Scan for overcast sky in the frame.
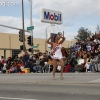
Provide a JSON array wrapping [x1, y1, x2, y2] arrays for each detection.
[[0, 0, 100, 40]]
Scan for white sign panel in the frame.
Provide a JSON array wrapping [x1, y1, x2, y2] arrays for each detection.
[[41, 8, 62, 25]]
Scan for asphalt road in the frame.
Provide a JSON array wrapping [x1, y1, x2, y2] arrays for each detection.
[[0, 73, 100, 100]]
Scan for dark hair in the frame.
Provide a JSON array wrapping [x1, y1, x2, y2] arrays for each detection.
[[53, 35, 57, 42], [1, 56, 4, 58]]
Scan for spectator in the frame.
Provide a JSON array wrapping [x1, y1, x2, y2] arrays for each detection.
[[1, 56, 5, 65], [23, 51, 29, 66], [0, 61, 3, 72]]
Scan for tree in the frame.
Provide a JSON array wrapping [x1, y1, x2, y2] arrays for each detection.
[[96, 25, 100, 34], [75, 27, 92, 41]]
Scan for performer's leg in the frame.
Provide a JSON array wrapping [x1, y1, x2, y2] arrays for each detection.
[[59, 58, 64, 79], [53, 59, 57, 79]]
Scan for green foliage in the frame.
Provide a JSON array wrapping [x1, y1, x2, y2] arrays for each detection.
[[75, 27, 93, 41], [96, 25, 100, 34]]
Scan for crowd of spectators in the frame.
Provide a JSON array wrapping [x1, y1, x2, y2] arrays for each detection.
[[65, 33, 100, 72], [0, 52, 54, 73], [0, 33, 100, 74]]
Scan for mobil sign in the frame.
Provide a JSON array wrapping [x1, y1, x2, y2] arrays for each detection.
[[41, 8, 62, 25]]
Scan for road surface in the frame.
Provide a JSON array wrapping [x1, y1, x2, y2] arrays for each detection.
[[0, 73, 100, 100]]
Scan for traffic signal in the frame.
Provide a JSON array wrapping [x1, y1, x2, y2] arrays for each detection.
[[27, 36, 32, 46], [28, 48, 33, 52], [20, 45, 23, 50], [19, 30, 23, 42]]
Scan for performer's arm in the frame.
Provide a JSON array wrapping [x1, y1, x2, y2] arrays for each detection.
[[46, 36, 53, 45], [59, 36, 66, 44], [59, 33, 66, 44]]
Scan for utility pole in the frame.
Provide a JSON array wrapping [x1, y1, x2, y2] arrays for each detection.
[[22, 0, 26, 51]]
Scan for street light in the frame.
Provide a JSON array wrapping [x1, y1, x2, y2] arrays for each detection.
[[67, 42, 69, 48], [45, 24, 55, 52], [57, 27, 61, 32], [45, 25, 51, 52]]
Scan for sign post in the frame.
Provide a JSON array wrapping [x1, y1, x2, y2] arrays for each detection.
[[40, 8, 63, 52]]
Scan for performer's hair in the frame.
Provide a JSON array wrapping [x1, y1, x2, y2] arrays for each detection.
[[53, 35, 57, 42]]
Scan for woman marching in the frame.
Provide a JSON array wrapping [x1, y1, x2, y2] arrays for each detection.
[[46, 33, 66, 80]]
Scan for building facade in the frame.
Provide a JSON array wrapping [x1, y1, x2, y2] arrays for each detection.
[[0, 33, 77, 58]]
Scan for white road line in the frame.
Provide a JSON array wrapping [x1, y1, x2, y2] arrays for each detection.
[[0, 97, 38, 100], [89, 79, 100, 83]]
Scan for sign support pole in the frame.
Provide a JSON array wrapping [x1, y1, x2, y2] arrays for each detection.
[[22, 0, 26, 52], [30, 0, 33, 54], [50, 24, 55, 50]]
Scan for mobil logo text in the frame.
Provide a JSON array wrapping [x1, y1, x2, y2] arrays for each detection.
[[44, 11, 62, 22], [41, 8, 62, 24]]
